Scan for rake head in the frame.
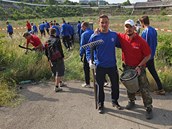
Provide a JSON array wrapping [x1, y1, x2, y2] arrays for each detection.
[[82, 39, 104, 49]]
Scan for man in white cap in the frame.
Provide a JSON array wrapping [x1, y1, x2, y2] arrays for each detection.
[[118, 19, 153, 120]]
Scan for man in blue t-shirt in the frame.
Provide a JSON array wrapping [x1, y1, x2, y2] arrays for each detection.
[[86, 14, 121, 113], [39, 22, 46, 37], [80, 22, 94, 88], [45, 20, 50, 35], [68, 22, 75, 47], [77, 21, 81, 42], [6, 21, 13, 38], [31, 23, 38, 35], [52, 23, 60, 38], [61, 20, 71, 51], [140, 16, 165, 95]]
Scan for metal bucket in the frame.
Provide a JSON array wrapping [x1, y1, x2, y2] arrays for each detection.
[[120, 69, 139, 93]]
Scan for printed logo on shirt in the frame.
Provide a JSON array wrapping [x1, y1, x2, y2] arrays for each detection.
[[133, 46, 139, 49], [111, 38, 114, 42]]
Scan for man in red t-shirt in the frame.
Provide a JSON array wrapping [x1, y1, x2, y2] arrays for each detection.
[[118, 19, 153, 120], [26, 21, 32, 32], [23, 32, 43, 54]]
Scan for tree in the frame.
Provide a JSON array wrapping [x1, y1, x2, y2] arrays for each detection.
[[122, 0, 131, 6]]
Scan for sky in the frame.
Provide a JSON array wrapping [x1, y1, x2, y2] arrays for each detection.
[[71, 0, 147, 4]]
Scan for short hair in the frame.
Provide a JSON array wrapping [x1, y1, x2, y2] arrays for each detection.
[[50, 22, 54, 26], [23, 32, 30, 37], [139, 16, 150, 25], [49, 28, 56, 36], [82, 22, 89, 28], [99, 14, 109, 20]]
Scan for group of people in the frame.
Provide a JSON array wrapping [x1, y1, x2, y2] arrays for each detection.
[[7, 14, 165, 120], [79, 14, 165, 120], [6, 19, 76, 52]]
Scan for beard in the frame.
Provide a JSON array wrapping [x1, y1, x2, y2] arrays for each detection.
[[127, 32, 134, 36]]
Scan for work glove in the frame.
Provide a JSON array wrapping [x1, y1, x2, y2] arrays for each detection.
[[89, 60, 96, 69]]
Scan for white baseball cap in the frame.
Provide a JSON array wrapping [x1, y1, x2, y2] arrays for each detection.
[[124, 19, 135, 27]]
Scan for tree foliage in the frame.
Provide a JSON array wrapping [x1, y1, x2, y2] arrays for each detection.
[[122, 0, 131, 6]]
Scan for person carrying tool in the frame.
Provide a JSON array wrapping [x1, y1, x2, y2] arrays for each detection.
[[86, 14, 122, 114], [23, 32, 44, 54]]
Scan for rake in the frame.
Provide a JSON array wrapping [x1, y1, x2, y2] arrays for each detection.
[[82, 39, 104, 109]]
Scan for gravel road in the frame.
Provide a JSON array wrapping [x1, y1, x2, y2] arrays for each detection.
[[0, 81, 172, 129]]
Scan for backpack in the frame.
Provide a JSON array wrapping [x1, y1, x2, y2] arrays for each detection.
[[46, 37, 62, 61]]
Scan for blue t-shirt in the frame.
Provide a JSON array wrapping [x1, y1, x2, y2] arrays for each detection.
[[39, 23, 45, 31], [80, 28, 94, 57], [52, 25, 60, 37], [77, 23, 81, 34], [45, 22, 50, 29], [7, 24, 13, 33], [32, 25, 38, 33], [86, 30, 120, 68], [141, 26, 157, 59], [61, 23, 70, 36], [68, 24, 74, 35]]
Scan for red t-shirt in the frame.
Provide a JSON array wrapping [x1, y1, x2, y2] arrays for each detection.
[[26, 22, 31, 30], [27, 35, 42, 47], [118, 33, 151, 67]]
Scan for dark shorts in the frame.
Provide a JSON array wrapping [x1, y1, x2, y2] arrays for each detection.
[[28, 29, 31, 32], [9, 32, 13, 35], [40, 30, 45, 35], [51, 59, 65, 77]]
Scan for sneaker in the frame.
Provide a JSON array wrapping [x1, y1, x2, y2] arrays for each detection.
[[112, 102, 122, 110], [145, 107, 153, 120], [154, 89, 165, 95], [104, 82, 109, 87], [126, 101, 135, 110], [54, 86, 62, 92], [98, 105, 104, 114], [60, 81, 67, 87], [81, 83, 91, 88]]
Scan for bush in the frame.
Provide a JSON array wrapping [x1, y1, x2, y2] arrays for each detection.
[[157, 34, 172, 66]]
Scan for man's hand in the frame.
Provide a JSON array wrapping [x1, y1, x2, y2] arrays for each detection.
[[89, 60, 96, 69], [94, 28, 100, 34], [135, 66, 141, 75]]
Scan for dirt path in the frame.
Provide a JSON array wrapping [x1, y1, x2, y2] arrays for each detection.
[[0, 81, 172, 129]]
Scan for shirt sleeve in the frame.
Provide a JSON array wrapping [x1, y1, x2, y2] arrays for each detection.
[[141, 38, 151, 57], [141, 30, 147, 41], [115, 34, 121, 48], [86, 36, 94, 62], [79, 33, 86, 57]]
